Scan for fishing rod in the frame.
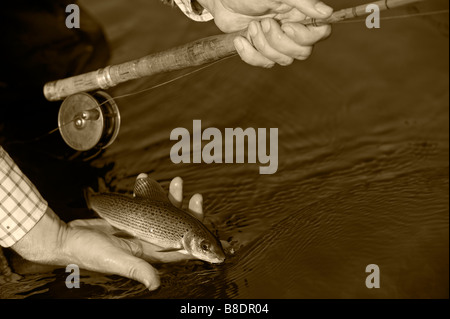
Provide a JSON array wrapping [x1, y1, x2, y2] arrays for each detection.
[[42, 0, 425, 152], [43, 0, 424, 102]]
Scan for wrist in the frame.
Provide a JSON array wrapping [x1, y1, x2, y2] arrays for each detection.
[[12, 207, 70, 265]]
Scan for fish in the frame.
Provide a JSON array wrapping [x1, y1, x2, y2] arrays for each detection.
[[85, 176, 226, 264]]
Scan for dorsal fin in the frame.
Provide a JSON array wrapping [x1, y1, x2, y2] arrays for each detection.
[[133, 175, 169, 202]]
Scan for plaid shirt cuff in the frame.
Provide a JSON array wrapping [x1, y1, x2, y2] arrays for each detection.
[[174, 0, 213, 22], [0, 147, 47, 248]]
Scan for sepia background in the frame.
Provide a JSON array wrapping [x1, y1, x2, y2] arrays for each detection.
[[0, 0, 448, 298]]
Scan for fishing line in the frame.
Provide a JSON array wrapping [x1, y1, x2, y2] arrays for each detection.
[[10, 8, 448, 146], [336, 9, 449, 24], [95, 55, 237, 109]]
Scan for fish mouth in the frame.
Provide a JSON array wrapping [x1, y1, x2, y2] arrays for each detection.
[[210, 252, 226, 264], [198, 252, 225, 264], [212, 257, 226, 264], [192, 254, 225, 264]]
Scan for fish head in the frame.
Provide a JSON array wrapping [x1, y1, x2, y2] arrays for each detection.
[[183, 231, 226, 264]]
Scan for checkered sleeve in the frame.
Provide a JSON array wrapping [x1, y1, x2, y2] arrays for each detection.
[[173, 0, 213, 22], [0, 147, 47, 248]]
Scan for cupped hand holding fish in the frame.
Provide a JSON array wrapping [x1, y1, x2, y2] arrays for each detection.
[[198, 0, 333, 67], [11, 176, 212, 291]]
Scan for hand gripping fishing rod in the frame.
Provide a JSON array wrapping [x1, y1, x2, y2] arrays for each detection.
[[43, 0, 424, 152], [43, 0, 424, 102]]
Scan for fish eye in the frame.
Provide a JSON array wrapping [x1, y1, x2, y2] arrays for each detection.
[[200, 241, 210, 252]]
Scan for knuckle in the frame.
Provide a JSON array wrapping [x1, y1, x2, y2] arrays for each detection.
[[296, 55, 309, 61], [295, 46, 313, 60], [263, 62, 276, 69], [278, 57, 294, 66], [239, 48, 269, 67], [238, 51, 257, 65], [313, 25, 332, 40], [303, 46, 314, 56], [300, 32, 317, 45], [253, 36, 268, 53], [322, 25, 333, 38], [214, 16, 239, 33]]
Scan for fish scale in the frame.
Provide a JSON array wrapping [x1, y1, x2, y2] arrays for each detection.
[[90, 193, 210, 248]]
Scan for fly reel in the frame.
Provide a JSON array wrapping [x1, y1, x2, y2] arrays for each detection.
[[58, 91, 121, 152]]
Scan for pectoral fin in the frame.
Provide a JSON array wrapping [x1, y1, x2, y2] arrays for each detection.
[[156, 247, 185, 253], [113, 230, 137, 240]]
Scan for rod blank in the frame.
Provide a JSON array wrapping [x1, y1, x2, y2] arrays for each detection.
[[44, 31, 245, 101]]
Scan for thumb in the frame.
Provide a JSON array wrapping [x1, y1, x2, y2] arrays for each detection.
[[285, 0, 333, 18]]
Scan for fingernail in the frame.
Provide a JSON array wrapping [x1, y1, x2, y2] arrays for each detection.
[[147, 279, 160, 291], [261, 19, 271, 33], [137, 173, 148, 180], [169, 177, 183, 205], [315, 2, 333, 16], [249, 22, 258, 37], [234, 38, 244, 52], [282, 25, 295, 38], [188, 193, 204, 221]]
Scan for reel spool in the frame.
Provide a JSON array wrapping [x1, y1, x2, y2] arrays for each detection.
[[58, 91, 121, 152]]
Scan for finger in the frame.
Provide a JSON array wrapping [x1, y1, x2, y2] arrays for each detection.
[[140, 240, 197, 263], [101, 242, 160, 290], [113, 254, 161, 291], [68, 219, 117, 235], [284, 0, 333, 19], [112, 236, 144, 257], [169, 176, 183, 208], [281, 23, 332, 46], [276, 8, 308, 24], [248, 21, 294, 66], [188, 193, 204, 221], [137, 173, 149, 180], [67, 229, 160, 291], [260, 19, 313, 60], [92, 250, 160, 291], [234, 36, 275, 68]]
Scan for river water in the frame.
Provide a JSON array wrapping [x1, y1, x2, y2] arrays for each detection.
[[0, 0, 448, 299]]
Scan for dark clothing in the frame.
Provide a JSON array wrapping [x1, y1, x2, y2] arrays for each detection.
[[1, 0, 109, 101], [0, 0, 110, 141], [0, 0, 110, 222]]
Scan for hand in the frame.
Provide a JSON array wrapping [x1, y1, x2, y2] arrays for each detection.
[[11, 176, 205, 291], [197, 0, 333, 67]]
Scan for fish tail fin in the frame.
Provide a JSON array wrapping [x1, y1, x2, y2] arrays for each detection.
[[84, 187, 95, 211]]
